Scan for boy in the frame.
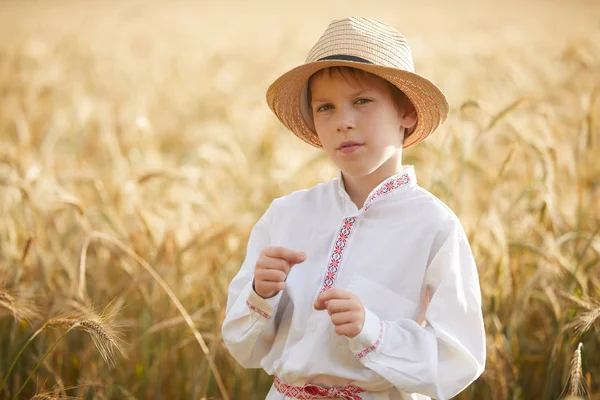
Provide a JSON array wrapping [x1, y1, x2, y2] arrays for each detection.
[[222, 16, 486, 400]]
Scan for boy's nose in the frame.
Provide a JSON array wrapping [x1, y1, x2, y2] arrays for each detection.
[[337, 123, 354, 132], [335, 110, 356, 132]]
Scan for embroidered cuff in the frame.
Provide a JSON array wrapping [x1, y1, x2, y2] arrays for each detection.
[[245, 281, 282, 320], [348, 307, 385, 360]]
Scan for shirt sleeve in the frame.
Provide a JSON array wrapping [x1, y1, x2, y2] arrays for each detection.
[[221, 201, 283, 368], [346, 225, 486, 400]]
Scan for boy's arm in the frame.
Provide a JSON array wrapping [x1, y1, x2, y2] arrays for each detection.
[[347, 225, 486, 400], [221, 202, 283, 368]]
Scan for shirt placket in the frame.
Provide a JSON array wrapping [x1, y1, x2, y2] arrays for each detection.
[[313, 172, 413, 300]]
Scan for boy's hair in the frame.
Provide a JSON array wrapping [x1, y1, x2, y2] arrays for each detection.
[[306, 66, 416, 140]]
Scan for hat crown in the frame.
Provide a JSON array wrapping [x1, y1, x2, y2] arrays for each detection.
[[305, 16, 415, 73]]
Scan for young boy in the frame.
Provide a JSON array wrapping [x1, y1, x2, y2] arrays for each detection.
[[222, 17, 486, 400]]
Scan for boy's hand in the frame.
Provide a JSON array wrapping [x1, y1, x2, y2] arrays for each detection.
[[314, 289, 365, 339], [253, 247, 306, 299]]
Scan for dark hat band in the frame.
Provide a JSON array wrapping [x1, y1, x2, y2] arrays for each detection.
[[317, 55, 374, 64]]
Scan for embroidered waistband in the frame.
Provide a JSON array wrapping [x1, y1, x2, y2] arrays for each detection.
[[274, 376, 365, 400]]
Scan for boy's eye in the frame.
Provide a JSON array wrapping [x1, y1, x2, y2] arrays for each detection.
[[355, 98, 372, 105], [316, 104, 333, 112]]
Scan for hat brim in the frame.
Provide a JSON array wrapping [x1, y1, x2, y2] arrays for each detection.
[[266, 59, 449, 149]]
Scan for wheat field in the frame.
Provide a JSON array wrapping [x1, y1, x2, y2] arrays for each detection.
[[0, 0, 599, 399]]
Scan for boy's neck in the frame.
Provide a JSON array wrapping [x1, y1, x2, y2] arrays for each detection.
[[341, 157, 404, 209]]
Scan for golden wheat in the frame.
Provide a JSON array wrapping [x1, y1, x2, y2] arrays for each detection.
[[30, 392, 75, 400], [562, 292, 600, 336], [43, 304, 127, 368], [566, 343, 588, 399], [0, 0, 598, 398], [0, 288, 39, 323], [30, 395, 54, 400]]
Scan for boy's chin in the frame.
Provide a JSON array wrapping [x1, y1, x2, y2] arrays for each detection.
[[337, 164, 379, 179], [336, 158, 400, 180]]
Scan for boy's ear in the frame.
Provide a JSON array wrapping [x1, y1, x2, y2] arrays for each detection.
[[399, 101, 417, 130]]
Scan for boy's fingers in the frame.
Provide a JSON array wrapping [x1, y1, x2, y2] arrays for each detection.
[[264, 247, 307, 264], [257, 281, 286, 293], [314, 289, 352, 309], [330, 310, 357, 325], [259, 257, 292, 275], [255, 268, 287, 282], [314, 299, 326, 311], [324, 299, 358, 315], [334, 322, 362, 338]]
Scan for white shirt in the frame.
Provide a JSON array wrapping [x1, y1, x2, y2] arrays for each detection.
[[222, 167, 486, 400]]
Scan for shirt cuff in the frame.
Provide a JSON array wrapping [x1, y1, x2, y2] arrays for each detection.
[[245, 281, 282, 320], [348, 307, 385, 361]]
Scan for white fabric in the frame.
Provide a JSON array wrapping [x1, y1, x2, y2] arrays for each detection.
[[222, 166, 486, 400]]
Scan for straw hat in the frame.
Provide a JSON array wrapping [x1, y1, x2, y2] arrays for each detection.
[[266, 16, 449, 149]]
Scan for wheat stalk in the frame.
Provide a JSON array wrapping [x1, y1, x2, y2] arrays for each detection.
[[44, 318, 124, 365], [0, 302, 126, 395], [12, 328, 74, 400], [566, 342, 587, 399], [567, 306, 600, 336], [76, 231, 230, 400], [44, 302, 127, 367], [0, 325, 44, 393], [29, 381, 87, 400], [30, 391, 77, 400], [0, 291, 15, 313], [0, 287, 40, 323], [560, 291, 600, 335], [559, 291, 596, 310], [30, 395, 54, 400]]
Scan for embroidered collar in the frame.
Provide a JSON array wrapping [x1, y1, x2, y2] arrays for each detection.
[[336, 166, 417, 212]]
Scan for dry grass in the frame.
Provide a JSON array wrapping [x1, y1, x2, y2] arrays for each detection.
[[0, 0, 599, 399]]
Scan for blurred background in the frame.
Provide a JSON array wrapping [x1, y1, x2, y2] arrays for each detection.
[[0, 0, 599, 399]]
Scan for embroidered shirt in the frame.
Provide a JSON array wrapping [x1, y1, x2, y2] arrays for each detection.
[[222, 167, 486, 400]]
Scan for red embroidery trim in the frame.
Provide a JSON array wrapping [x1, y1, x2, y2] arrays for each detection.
[[317, 172, 412, 295], [274, 375, 365, 400], [363, 173, 411, 211], [246, 300, 271, 320], [356, 320, 384, 359], [318, 216, 357, 294]]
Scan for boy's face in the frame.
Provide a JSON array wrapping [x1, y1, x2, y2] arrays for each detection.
[[309, 71, 416, 180]]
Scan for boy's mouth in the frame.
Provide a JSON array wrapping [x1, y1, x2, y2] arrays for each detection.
[[337, 141, 364, 154]]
